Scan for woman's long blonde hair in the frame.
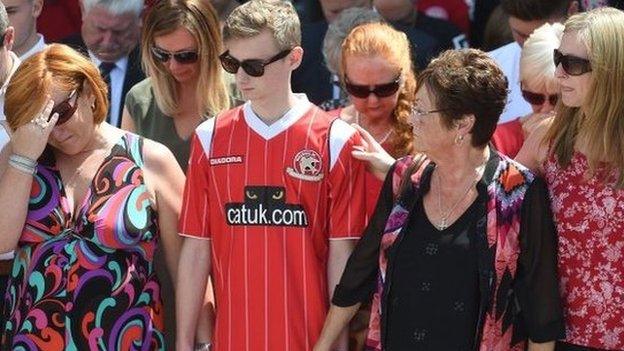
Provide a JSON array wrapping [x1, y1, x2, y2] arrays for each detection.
[[340, 22, 416, 158], [546, 7, 624, 187], [141, 0, 229, 118]]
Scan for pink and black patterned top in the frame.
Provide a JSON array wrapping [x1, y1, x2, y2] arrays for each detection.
[[544, 151, 624, 350]]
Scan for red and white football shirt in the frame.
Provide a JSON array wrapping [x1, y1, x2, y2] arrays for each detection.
[[179, 95, 367, 351]]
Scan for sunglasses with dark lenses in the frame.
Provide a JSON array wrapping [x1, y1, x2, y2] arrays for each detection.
[[344, 76, 401, 99], [521, 89, 558, 106], [48, 89, 80, 125], [219, 49, 291, 77], [553, 49, 592, 76], [151, 46, 199, 64]]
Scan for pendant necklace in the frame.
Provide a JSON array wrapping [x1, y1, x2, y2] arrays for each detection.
[[355, 111, 393, 144], [435, 162, 486, 231]]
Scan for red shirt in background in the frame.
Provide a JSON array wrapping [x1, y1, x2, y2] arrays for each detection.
[[415, 0, 470, 35], [38, 0, 82, 42], [491, 118, 524, 158]]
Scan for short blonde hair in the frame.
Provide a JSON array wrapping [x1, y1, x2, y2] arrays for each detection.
[[141, 0, 229, 117], [5, 44, 108, 130], [222, 0, 301, 50], [520, 22, 564, 93]]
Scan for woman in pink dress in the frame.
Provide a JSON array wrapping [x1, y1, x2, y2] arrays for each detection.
[[517, 7, 624, 351]]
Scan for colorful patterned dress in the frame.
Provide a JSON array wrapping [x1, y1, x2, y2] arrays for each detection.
[[1, 133, 165, 351]]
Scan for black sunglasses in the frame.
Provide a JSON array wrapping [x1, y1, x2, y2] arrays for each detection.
[[219, 49, 291, 77], [521, 89, 558, 106], [553, 49, 592, 76], [343, 75, 401, 99], [48, 89, 80, 125], [151, 46, 199, 64]]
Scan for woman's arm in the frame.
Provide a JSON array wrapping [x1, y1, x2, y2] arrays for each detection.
[[314, 304, 362, 351], [120, 107, 137, 133], [515, 117, 553, 175], [0, 100, 58, 253], [142, 140, 184, 284], [315, 164, 397, 349], [515, 177, 565, 345]]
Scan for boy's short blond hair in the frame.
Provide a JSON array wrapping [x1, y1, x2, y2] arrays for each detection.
[[223, 0, 301, 50]]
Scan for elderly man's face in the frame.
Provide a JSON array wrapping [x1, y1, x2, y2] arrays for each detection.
[[81, 5, 141, 62], [319, 0, 371, 23]]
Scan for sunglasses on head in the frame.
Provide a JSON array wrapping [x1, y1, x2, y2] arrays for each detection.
[[151, 46, 199, 64], [553, 49, 592, 76], [343, 75, 401, 99], [521, 88, 558, 106], [48, 89, 80, 125], [219, 49, 291, 77]]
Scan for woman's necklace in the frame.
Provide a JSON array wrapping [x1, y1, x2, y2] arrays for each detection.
[[435, 162, 487, 231], [355, 111, 393, 144]]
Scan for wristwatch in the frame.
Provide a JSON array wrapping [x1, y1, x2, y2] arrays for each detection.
[[195, 342, 212, 351]]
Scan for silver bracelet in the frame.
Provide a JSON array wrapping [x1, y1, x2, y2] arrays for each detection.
[[8, 158, 36, 175], [194, 342, 212, 351], [9, 154, 37, 168]]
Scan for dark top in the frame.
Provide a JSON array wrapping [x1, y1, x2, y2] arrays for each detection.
[[124, 78, 192, 171], [333, 152, 564, 347], [412, 12, 469, 50], [387, 196, 480, 350]]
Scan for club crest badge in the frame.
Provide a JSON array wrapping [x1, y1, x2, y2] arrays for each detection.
[[286, 149, 324, 181]]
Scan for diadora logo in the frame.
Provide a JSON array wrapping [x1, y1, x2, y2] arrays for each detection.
[[225, 186, 309, 227], [210, 155, 244, 166], [286, 149, 324, 181]]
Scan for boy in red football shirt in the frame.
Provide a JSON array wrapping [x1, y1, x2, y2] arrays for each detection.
[[175, 1, 367, 350]]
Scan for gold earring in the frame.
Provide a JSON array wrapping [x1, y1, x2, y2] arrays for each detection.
[[454, 134, 464, 145]]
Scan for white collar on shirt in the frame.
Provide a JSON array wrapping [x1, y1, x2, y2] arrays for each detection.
[[19, 34, 47, 61], [243, 93, 313, 140]]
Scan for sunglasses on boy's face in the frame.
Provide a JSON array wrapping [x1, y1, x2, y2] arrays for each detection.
[[343, 75, 401, 99], [48, 89, 80, 126], [553, 49, 592, 76], [151, 46, 199, 64], [219, 49, 291, 77]]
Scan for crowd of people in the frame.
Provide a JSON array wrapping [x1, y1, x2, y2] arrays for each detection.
[[0, 0, 623, 351]]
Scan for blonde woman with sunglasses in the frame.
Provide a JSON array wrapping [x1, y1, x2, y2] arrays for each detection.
[[517, 7, 624, 350], [121, 0, 230, 172]]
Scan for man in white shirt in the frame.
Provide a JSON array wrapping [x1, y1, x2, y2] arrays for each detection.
[[63, 0, 145, 127], [489, 0, 578, 123], [2, 0, 46, 60]]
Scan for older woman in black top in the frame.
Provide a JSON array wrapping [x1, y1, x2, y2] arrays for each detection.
[[314, 49, 564, 351]]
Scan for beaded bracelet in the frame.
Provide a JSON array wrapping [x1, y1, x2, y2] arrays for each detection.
[[8, 158, 36, 175], [9, 154, 37, 168]]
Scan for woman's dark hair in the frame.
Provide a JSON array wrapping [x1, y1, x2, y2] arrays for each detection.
[[417, 49, 508, 147]]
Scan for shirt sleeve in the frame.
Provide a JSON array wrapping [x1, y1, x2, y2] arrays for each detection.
[[514, 177, 566, 342], [327, 127, 368, 240], [178, 134, 211, 240], [332, 163, 396, 307]]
